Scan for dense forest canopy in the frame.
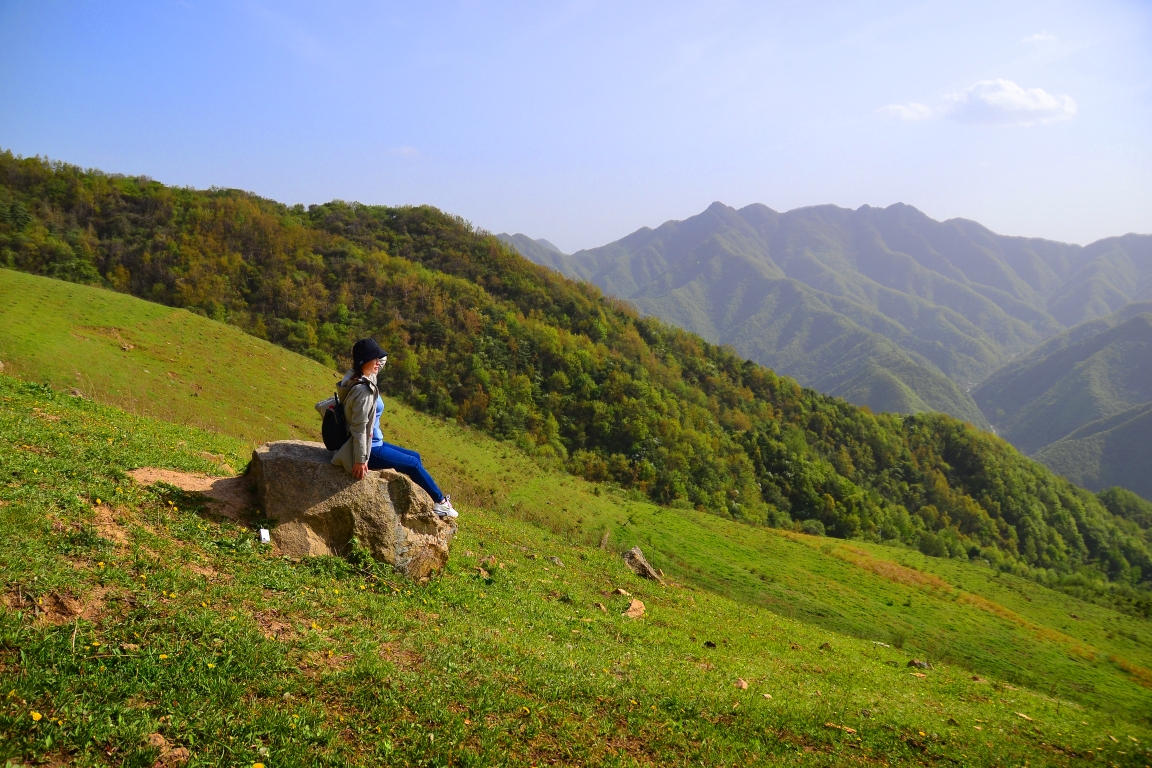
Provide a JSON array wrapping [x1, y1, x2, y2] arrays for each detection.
[[2, 151, 1149, 593]]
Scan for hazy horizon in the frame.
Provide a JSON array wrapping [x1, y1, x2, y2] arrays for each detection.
[[502, 198, 1152, 256], [2, 1, 1149, 253]]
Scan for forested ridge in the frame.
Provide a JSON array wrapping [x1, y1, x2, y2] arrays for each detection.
[[2, 151, 1150, 596]]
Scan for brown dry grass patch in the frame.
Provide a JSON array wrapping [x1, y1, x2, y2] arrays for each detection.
[[832, 545, 953, 592], [300, 649, 355, 675], [826, 543, 1099, 660], [957, 592, 1097, 659], [1109, 654, 1152, 689], [378, 642, 423, 670]]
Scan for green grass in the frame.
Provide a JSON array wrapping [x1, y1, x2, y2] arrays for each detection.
[[0, 267, 343, 444], [3, 269, 1152, 764], [3, 375, 1151, 767]]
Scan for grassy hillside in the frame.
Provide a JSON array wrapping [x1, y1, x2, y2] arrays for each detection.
[[0, 269, 339, 445], [504, 205, 1152, 440], [973, 303, 1152, 498], [974, 308, 1152, 454], [2, 270, 1152, 748], [1037, 402, 1152, 499], [4, 156, 1151, 590], [3, 377, 1152, 766]]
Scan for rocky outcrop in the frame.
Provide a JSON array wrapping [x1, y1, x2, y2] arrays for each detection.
[[622, 546, 665, 584], [250, 440, 456, 579]]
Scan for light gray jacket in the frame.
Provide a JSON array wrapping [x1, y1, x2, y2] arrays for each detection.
[[328, 369, 380, 472]]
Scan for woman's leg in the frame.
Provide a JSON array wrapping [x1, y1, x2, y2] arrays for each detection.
[[367, 442, 445, 503], [386, 444, 422, 460]]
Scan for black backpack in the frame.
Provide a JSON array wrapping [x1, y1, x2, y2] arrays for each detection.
[[321, 379, 373, 451]]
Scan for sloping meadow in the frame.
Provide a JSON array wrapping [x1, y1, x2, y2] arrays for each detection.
[[2, 153, 1151, 592], [2, 375, 1151, 766]]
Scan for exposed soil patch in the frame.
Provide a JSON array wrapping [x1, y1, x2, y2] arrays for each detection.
[[93, 504, 132, 546], [187, 562, 231, 581], [378, 642, 423, 670], [127, 468, 254, 519], [253, 609, 295, 640], [7, 587, 111, 625], [143, 731, 190, 766]]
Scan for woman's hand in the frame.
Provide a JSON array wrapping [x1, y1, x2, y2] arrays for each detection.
[[352, 462, 368, 480]]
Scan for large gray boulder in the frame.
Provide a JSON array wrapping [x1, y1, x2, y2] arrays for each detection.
[[250, 440, 456, 579]]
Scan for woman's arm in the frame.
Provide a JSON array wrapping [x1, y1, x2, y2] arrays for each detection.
[[344, 383, 375, 474]]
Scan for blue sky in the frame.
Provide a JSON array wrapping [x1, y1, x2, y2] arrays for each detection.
[[1, 1, 1149, 252]]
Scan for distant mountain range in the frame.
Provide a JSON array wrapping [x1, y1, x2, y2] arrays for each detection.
[[499, 202, 1152, 496]]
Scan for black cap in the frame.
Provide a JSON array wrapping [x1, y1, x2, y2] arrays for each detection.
[[352, 338, 388, 369]]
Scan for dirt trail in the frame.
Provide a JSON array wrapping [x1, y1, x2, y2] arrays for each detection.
[[126, 468, 254, 519]]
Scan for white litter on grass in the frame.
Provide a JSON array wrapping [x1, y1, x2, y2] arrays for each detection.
[[872, 641, 891, 648], [259, 528, 271, 544]]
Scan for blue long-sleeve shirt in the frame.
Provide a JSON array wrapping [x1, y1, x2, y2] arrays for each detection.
[[372, 396, 384, 447]]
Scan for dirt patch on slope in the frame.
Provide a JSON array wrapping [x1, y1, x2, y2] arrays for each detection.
[[252, 609, 296, 640], [5, 588, 110, 625], [127, 468, 254, 519], [93, 504, 132, 546], [378, 642, 423, 670]]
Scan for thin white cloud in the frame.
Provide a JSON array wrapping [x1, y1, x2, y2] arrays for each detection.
[[388, 146, 421, 159], [943, 79, 1076, 125], [1023, 32, 1057, 44], [878, 102, 935, 121], [881, 79, 1076, 126]]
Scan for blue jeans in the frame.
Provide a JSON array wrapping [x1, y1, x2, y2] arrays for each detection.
[[367, 442, 444, 503]]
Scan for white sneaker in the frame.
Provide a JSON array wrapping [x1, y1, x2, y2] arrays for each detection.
[[433, 495, 459, 518]]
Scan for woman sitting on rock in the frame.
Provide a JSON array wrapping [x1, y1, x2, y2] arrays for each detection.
[[332, 338, 458, 519]]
